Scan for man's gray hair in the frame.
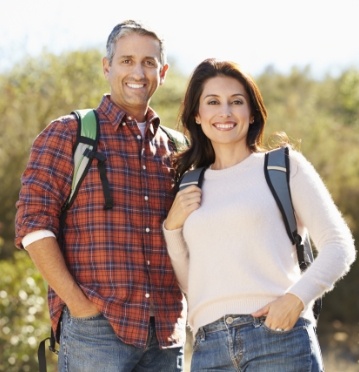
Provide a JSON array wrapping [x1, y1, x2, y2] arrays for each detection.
[[106, 20, 166, 66]]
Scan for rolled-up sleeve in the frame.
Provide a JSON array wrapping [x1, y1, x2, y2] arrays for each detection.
[[15, 118, 75, 248]]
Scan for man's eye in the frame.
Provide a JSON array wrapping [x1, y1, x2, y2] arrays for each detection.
[[148, 61, 156, 67]]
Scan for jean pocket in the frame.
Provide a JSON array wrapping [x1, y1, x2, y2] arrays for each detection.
[[69, 311, 102, 320], [261, 317, 308, 335]]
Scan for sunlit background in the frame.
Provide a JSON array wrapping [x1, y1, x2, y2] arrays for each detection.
[[1, 0, 358, 371], [1, 0, 359, 77]]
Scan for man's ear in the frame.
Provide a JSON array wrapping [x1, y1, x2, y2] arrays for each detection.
[[159, 64, 169, 85], [102, 57, 110, 77]]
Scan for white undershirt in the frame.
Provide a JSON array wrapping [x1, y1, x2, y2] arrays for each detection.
[[137, 122, 146, 136]]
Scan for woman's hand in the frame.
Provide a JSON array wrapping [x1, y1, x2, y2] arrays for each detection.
[[251, 293, 304, 331], [164, 185, 202, 230]]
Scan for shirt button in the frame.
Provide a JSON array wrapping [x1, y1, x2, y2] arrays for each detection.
[[122, 122, 126, 126], [147, 260, 150, 265], [142, 165, 146, 170], [145, 227, 150, 233], [137, 135, 142, 140], [144, 196, 149, 201], [226, 316, 234, 324], [145, 293, 150, 298]]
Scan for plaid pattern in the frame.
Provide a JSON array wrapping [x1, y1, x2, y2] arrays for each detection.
[[15, 95, 186, 348]]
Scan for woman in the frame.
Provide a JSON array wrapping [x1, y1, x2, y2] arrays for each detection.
[[163, 58, 356, 371]]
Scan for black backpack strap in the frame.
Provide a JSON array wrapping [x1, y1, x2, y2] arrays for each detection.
[[179, 167, 207, 191], [38, 328, 58, 372], [82, 147, 113, 210], [264, 146, 322, 320], [38, 336, 50, 372]]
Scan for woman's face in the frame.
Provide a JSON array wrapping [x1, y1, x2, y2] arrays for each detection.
[[195, 75, 254, 150]]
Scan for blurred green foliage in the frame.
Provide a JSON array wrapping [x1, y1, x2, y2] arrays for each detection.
[[0, 50, 358, 371], [0, 252, 57, 371]]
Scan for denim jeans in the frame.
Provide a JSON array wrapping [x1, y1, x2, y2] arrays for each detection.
[[191, 314, 323, 372], [58, 307, 183, 372]]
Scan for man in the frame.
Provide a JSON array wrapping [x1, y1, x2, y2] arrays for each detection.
[[15, 20, 186, 371]]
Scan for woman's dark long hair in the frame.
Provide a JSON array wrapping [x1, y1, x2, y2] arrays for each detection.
[[173, 58, 268, 181]]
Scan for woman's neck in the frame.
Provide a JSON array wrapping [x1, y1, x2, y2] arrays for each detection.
[[211, 147, 252, 170]]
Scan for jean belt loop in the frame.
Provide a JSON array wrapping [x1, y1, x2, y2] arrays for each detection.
[[197, 327, 206, 341], [253, 316, 263, 328]]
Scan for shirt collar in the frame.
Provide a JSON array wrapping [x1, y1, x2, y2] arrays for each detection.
[[97, 94, 161, 134]]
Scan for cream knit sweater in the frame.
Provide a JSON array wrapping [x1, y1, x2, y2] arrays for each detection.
[[163, 150, 356, 336]]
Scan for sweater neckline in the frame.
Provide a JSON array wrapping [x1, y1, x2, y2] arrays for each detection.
[[206, 152, 260, 176]]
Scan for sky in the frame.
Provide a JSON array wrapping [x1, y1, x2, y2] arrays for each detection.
[[1, 0, 359, 78]]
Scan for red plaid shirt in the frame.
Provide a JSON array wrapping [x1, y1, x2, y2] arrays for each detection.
[[15, 95, 186, 348]]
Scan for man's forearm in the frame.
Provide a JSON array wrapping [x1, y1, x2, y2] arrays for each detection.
[[26, 237, 96, 315]]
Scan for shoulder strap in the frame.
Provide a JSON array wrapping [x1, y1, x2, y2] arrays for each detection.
[[62, 109, 98, 210], [264, 147, 297, 244], [38, 328, 58, 372], [67, 109, 98, 208], [264, 146, 312, 267], [264, 146, 322, 319], [178, 167, 206, 191], [159, 125, 189, 151], [63, 109, 113, 211]]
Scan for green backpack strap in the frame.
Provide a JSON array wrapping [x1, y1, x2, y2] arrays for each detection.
[[160, 125, 189, 152], [63, 109, 113, 211], [69, 109, 97, 206]]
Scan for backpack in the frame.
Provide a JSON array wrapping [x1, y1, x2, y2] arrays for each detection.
[[37, 108, 188, 372], [179, 146, 322, 320]]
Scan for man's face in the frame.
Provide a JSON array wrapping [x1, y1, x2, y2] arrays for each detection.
[[103, 33, 168, 118]]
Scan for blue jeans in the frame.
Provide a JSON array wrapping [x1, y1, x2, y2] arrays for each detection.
[[191, 314, 323, 372], [58, 307, 183, 372]]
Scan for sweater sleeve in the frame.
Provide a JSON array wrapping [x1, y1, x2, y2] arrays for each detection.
[[286, 150, 356, 305], [162, 223, 189, 294]]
